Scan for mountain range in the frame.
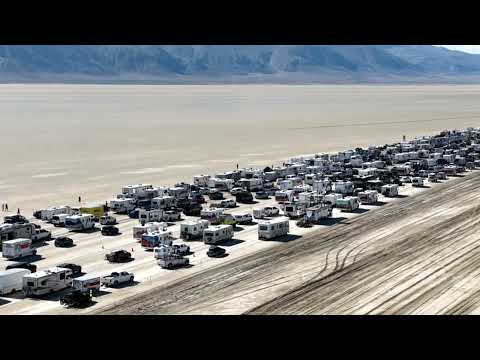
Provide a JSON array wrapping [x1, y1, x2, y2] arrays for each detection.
[[1, 45, 480, 83]]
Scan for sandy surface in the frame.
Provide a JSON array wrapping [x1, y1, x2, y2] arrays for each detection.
[[2, 84, 480, 216], [97, 171, 480, 315]]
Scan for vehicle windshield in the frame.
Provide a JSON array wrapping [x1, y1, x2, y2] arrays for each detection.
[[259, 225, 268, 231], [143, 234, 158, 241], [65, 218, 81, 225]]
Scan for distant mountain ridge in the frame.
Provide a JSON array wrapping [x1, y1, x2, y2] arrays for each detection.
[[1, 45, 480, 83]]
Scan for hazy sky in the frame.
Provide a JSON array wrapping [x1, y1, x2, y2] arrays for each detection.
[[436, 45, 480, 54]]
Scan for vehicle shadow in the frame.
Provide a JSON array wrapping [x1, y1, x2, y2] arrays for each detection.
[[413, 185, 431, 189], [18, 254, 44, 263], [54, 243, 77, 248], [221, 239, 245, 247], [109, 280, 140, 289], [233, 226, 245, 232], [93, 290, 111, 298], [269, 234, 302, 243], [395, 194, 409, 198], [81, 227, 101, 234], [0, 298, 11, 306], [32, 242, 49, 248], [102, 233, 122, 237], [107, 257, 135, 264], [319, 217, 348, 226], [351, 208, 369, 214], [208, 253, 229, 259], [371, 201, 388, 206]]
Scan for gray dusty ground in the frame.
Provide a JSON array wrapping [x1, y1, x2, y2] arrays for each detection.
[[99, 171, 480, 315]]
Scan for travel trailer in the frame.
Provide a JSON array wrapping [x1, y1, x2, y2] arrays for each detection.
[[138, 209, 163, 223], [23, 267, 73, 297], [282, 202, 307, 219], [358, 190, 379, 205], [0, 268, 32, 295], [324, 193, 343, 206], [203, 225, 234, 245], [305, 204, 332, 223], [381, 184, 399, 197], [151, 196, 176, 210], [2, 238, 37, 259], [258, 217, 290, 240], [180, 219, 210, 240], [132, 222, 167, 240], [336, 196, 360, 212], [312, 179, 332, 194], [65, 214, 96, 231], [141, 230, 174, 249], [109, 198, 136, 214]]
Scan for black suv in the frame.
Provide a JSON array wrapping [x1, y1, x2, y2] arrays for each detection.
[[57, 263, 82, 276], [101, 225, 120, 236], [207, 245, 226, 258], [4, 215, 29, 224], [105, 250, 132, 263], [5, 262, 37, 273], [54, 237, 74, 247]]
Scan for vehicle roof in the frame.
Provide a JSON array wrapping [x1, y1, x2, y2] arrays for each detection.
[[24, 267, 70, 278], [2, 238, 31, 245], [259, 217, 289, 225], [74, 274, 101, 281], [0, 268, 31, 276]]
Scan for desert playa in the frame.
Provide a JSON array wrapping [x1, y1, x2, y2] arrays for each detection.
[[1, 84, 480, 214]]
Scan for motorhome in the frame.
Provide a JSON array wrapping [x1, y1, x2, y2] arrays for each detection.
[[275, 190, 295, 203], [253, 206, 280, 219], [282, 202, 307, 219], [193, 175, 211, 187], [200, 208, 224, 225], [333, 181, 354, 195], [132, 222, 167, 240], [277, 179, 295, 191], [0, 269, 32, 295], [258, 217, 290, 240], [381, 184, 399, 197], [108, 198, 136, 214], [312, 179, 332, 194], [122, 184, 153, 199], [141, 230, 174, 249], [180, 219, 210, 240], [298, 191, 322, 207], [2, 238, 36, 259], [305, 204, 332, 223], [162, 209, 182, 222], [324, 193, 343, 207], [358, 190, 379, 205], [203, 225, 234, 245], [336, 196, 360, 212], [23, 267, 73, 297], [232, 213, 252, 224], [65, 214, 96, 231], [208, 177, 234, 191], [151, 196, 176, 210], [138, 209, 163, 223], [168, 187, 189, 200], [237, 178, 263, 192], [157, 254, 189, 269]]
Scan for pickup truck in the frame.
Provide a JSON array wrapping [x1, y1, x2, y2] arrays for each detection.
[[102, 271, 134, 287], [31, 229, 52, 243], [100, 215, 117, 225]]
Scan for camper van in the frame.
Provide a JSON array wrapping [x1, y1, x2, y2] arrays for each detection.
[[180, 219, 210, 240], [203, 225, 234, 245], [381, 184, 399, 197], [0, 269, 32, 295], [2, 238, 37, 259], [23, 267, 73, 297], [258, 217, 290, 240], [336, 196, 360, 212], [50, 213, 71, 227], [358, 190, 379, 205], [65, 214, 96, 231], [305, 204, 332, 223], [132, 222, 167, 240], [109, 198, 136, 214], [151, 196, 176, 210], [141, 230, 174, 249], [138, 209, 163, 223]]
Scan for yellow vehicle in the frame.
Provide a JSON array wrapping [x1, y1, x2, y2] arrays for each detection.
[[79, 203, 105, 219]]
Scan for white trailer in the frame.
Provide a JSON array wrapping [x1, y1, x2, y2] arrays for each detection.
[[41, 206, 78, 222], [200, 208, 224, 224], [180, 219, 210, 240], [258, 217, 290, 240], [132, 222, 167, 240], [109, 198, 136, 214], [122, 184, 153, 198], [203, 225, 234, 245], [305, 204, 332, 223], [138, 209, 163, 223], [23, 267, 73, 297], [283, 202, 307, 219], [65, 214, 96, 231], [151, 196, 176, 210], [381, 184, 399, 197], [312, 180, 332, 194], [2, 238, 37, 259], [233, 213, 252, 224], [0, 269, 31, 295], [275, 190, 294, 203], [208, 177, 234, 191], [253, 206, 280, 219], [336, 196, 360, 212], [141, 230, 174, 249], [324, 193, 343, 206], [72, 274, 102, 293], [334, 181, 354, 195], [193, 174, 211, 187], [358, 190, 379, 205]]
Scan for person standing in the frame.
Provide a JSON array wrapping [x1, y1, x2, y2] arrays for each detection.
[[5, 203, 8, 212], [17, 208, 20, 215], [78, 196, 82, 203], [1, 204, 4, 212]]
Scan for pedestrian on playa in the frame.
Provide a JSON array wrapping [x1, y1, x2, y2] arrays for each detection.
[[17, 208, 20, 215], [5, 203, 8, 212], [1, 204, 4, 212], [78, 196, 81, 203]]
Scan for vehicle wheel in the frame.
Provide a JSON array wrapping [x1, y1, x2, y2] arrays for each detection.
[[32, 250, 37, 256], [167, 263, 173, 269], [113, 280, 118, 286]]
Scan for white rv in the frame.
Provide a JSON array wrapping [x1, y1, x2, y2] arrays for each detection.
[[180, 219, 210, 240], [203, 225, 234, 245], [282, 202, 307, 219], [336, 196, 360, 212], [109, 198, 136, 214], [122, 184, 153, 198], [253, 206, 280, 219], [200, 208, 224, 224], [41, 206, 78, 222], [275, 190, 295, 203], [208, 177, 234, 191], [50, 213, 71, 227], [2, 238, 37, 259], [138, 209, 163, 223], [237, 178, 263, 192], [23, 267, 73, 297], [0, 223, 36, 244], [151, 196, 176, 210], [132, 222, 167, 240], [0, 269, 31, 295], [141, 230, 174, 249], [381, 184, 399, 197], [233, 213, 252, 224], [65, 214, 96, 231], [358, 190, 379, 205], [305, 204, 332, 223], [333, 181, 354, 195], [157, 254, 189, 269], [258, 217, 289, 240], [168, 187, 189, 200], [193, 174, 211, 187], [324, 193, 343, 206]]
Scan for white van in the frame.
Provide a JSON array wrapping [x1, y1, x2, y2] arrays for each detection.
[[0, 268, 31, 295]]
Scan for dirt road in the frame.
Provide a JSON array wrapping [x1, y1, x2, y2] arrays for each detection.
[[99, 171, 480, 315]]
